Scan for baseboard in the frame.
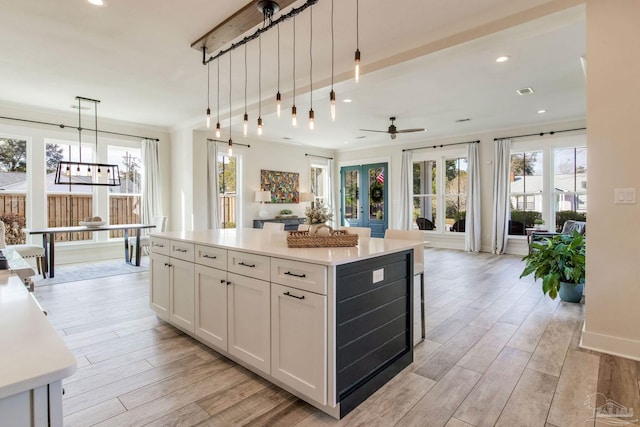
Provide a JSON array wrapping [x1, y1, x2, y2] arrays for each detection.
[[580, 324, 640, 362]]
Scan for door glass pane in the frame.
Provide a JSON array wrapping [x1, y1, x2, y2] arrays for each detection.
[[344, 170, 359, 220], [369, 167, 384, 221]]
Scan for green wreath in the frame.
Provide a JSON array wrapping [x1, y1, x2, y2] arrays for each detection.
[[370, 186, 383, 203]]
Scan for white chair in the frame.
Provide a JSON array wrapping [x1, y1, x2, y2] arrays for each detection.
[[129, 216, 167, 264], [263, 222, 285, 232], [384, 229, 425, 341], [0, 221, 46, 278], [341, 226, 371, 238]]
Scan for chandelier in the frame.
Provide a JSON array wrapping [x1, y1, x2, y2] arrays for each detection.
[[54, 96, 121, 187]]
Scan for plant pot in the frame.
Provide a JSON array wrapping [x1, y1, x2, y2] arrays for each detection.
[[559, 281, 584, 303]]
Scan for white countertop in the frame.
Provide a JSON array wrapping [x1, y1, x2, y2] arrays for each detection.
[[152, 228, 421, 266], [0, 275, 77, 400]]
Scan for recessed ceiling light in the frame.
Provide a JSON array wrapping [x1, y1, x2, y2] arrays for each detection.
[[342, 99, 353, 103], [537, 109, 547, 114], [87, 0, 105, 6], [496, 56, 510, 63], [343, 141, 349, 144], [517, 87, 535, 95]]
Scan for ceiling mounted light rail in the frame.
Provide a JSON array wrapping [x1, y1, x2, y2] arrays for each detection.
[[54, 96, 121, 187]]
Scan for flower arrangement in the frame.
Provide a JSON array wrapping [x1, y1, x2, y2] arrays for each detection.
[[305, 201, 334, 224]]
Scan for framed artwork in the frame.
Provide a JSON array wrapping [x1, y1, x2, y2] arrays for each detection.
[[260, 169, 299, 203]]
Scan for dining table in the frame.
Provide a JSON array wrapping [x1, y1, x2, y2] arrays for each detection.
[[25, 223, 155, 278]]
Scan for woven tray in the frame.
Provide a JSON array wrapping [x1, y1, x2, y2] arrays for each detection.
[[287, 225, 358, 248]]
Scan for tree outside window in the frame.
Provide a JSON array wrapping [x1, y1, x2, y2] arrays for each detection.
[[218, 155, 237, 228], [0, 138, 28, 243]]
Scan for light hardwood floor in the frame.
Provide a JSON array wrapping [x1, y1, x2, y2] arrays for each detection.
[[33, 249, 640, 427]]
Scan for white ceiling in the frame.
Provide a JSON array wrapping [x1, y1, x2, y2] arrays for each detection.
[[0, 0, 586, 150]]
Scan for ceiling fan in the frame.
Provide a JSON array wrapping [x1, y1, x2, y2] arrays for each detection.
[[360, 117, 426, 140]]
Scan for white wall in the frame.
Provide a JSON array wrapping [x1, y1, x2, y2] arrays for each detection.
[[0, 102, 172, 264], [581, 0, 640, 360]]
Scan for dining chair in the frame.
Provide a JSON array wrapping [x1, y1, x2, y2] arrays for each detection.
[[129, 216, 167, 264], [0, 221, 46, 278], [384, 228, 426, 342], [263, 222, 285, 232], [341, 226, 371, 238]]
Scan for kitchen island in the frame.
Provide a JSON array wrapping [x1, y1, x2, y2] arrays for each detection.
[[0, 275, 77, 426], [149, 228, 420, 419]]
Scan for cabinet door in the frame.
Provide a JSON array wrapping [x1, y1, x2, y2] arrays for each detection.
[[227, 272, 270, 374], [195, 264, 227, 351], [169, 257, 195, 333], [150, 252, 170, 320], [271, 283, 327, 405]]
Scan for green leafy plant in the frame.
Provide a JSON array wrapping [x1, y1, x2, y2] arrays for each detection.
[[280, 209, 293, 215], [520, 232, 585, 300], [534, 218, 545, 225]]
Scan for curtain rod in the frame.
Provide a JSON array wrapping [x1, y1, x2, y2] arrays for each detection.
[[494, 127, 586, 141], [0, 115, 160, 141], [207, 138, 250, 148], [305, 153, 333, 160], [403, 140, 479, 152]]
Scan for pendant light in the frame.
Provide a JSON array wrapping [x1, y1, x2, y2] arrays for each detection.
[[206, 62, 211, 128], [354, 0, 361, 83], [308, 5, 314, 130], [330, 0, 336, 121], [257, 33, 263, 136], [228, 52, 233, 156], [243, 44, 248, 137], [276, 23, 281, 118], [291, 15, 297, 127], [216, 58, 221, 138]]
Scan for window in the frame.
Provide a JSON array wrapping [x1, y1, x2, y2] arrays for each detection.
[[509, 151, 543, 235], [554, 147, 587, 231], [108, 146, 142, 238], [218, 154, 237, 228], [412, 151, 467, 232], [0, 137, 28, 243], [310, 164, 329, 205], [46, 141, 95, 242]]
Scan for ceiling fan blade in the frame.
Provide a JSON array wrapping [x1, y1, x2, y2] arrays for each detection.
[[359, 129, 390, 133], [395, 128, 426, 133]]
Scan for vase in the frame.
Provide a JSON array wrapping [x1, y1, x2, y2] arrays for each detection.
[[559, 281, 584, 303]]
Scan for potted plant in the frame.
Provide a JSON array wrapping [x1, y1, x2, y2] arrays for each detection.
[[533, 218, 545, 230], [520, 231, 585, 302]]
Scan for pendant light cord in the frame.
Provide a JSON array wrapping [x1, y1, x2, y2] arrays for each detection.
[[258, 35, 262, 116], [309, 6, 313, 109], [244, 44, 247, 114], [207, 62, 210, 110], [78, 97, 82, 163], [292, 15, 296, 103], [217, 58, 220, 122], [356, 0, 359, 49], [277, 24, 280, 93], [331, 0, 334, 89], [229, 53, 232, 138]]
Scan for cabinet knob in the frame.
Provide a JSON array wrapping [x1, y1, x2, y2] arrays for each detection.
[[227, 281, 231, 286], [220, 279, 226, 284]]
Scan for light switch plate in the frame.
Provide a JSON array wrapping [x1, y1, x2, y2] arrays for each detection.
[[614, 188, 636, 205], [372, 268, 384, 283]]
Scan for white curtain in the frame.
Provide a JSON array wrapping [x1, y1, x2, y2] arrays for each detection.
[[465, 143, 481, 252], [399, 150, 413, 230], [141, 139, 162, 234], [207, 140, 221, 229], [326, 158, 336, 228], [491, 139, 512, 254]]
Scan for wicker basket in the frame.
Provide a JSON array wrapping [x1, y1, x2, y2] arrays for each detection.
[[287, 224, 358, 248]]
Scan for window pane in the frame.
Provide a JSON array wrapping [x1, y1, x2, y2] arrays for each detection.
[[46, 142, 95, 242], [553, 146, 587, 231], [344, 170, 359, 220], [413, 196, 436, 229], [0, 138, 28, 243], [509, 151, 543, 234], [108, 146, 142, 238], [218, 155, 237, 228], [413, 160, 436, 195]]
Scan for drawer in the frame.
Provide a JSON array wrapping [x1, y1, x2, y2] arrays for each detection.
[[170, 241, 195, 262], [149, 237, 170, 255], [195, 245, 227, 270], [271, 258, 327, 295], [228, 250, 270, 280]]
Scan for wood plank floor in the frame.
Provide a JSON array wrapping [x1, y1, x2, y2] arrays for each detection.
[[33, 249, 640, 427]]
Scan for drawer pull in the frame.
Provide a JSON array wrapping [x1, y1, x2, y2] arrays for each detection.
[[164, 263, 172, 267], [203, 254, 217, 259], [284, 271, 306, 278], [284, 291, 305, 300], [154, 243, 164, 248], [220, 279, 226, 284], [238, 261, 256, 268], [227, 281, 232, 286], [175, 248, 188, 253]]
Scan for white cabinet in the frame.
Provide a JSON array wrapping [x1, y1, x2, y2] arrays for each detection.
[[227, 272, 271, 375], [194, 264, 228, 352], [150, 252, 170, 321], [271, 282, 327, 405], [169, 257, 195, 333], [150, 250, 195, 332]]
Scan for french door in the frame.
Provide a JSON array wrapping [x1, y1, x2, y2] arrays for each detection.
[[340, 163, 388, 238]]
